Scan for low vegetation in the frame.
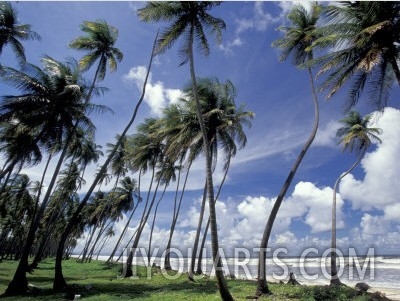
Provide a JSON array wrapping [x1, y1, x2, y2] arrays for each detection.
[[0, 259, 391, 300]]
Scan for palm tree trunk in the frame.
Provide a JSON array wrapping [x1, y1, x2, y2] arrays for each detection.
[[124, 165, 164, 277], [52, 31, 158, 291], [88, 219, 113, 262], [147, 185, 167, 265], [106, 200, 140, 263], [255, 67, 319, 296], [3, 138, 71, 296], [188, 182, 207, 279], [330, 148, 366, 286], [165, 161, 191, 270], [188, 25, 233, 301], [196, 157, 231, 274]]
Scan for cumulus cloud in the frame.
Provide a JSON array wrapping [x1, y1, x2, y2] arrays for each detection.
[[339, 107, 400, 219], [289, 181, 345, 233], [123, 66, 183, 116]]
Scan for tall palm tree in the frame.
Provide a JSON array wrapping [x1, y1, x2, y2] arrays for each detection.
[[147, 156, 177, 265], [106, 176, 140, 263], [123, 118, 166, 276], [137, 3, 232, 299], [330, 111, 381, 286], [0, 1, 40, 66], [181, 78, 253, 279], [52, 32, 158, 291], [69, 19, 123, 101], [256, 4, 322, 296], [2, 56, 96, 296], [313, 1, 400, 110]]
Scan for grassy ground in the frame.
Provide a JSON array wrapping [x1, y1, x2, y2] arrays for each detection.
[[0, 259, 392, 300]]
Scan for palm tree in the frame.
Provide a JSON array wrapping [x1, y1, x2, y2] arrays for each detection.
[[123, 118, 166, 276], [330, 111, 381, 286], [2, 56, 98, 296], [52, 32, 158, 291], [0, 174, 35, 260], [69, 19, 123, 101], [147, 156, 177, 265], [137, 3, 232, 299], [0, 1, 40, 66], [255, 4, 322, 296], [106, 176, 140, 263], [313, 1, 400, 110], [181, 78, 253, 279]]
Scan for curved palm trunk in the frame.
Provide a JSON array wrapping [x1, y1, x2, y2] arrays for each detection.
[[188, 25, 233, 301], [106, 198, 141, 263], [124, 165, 164, 277], [255, 68, 319, 296], [147, 185, 167, 265], [164, 161, 191, 270], [88, 219, 113, 262], [330, 148, 366, 286], [52, 32, 158, 291], [188, 182, 207, 279], [196, 157, 231, 274], [4, 134, 72, 296]]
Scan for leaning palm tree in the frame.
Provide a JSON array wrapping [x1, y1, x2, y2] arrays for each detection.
[[0, 1, 40, 66], [330, 111, 381, 286], [256, 3, 322, 296], [52, 32, 158, 291], [2, 57, 98, 297], [137, 3, 232, 299], [313, 1, 400, 110]]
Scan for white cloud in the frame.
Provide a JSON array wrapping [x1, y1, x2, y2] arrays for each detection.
[[289, 181, 345, 233], [340, 107, 400, 219], [219, 37, 244, 55], [314, 120, 341, 147], [236, 2, 279, 34], [123, 66, 183, 116], [277, 1, 313, 19]]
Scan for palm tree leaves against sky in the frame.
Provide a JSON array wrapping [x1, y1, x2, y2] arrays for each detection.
[[138, 4, 232, 297], [255, 3, 322, 297], [0, 1, 40, 66], [311, 1, 400, 110], [69, 20, 123, 104], [330, 111, 382, 285]]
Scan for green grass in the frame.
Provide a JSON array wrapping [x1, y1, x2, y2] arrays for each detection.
[[0, 259, 387, 300]]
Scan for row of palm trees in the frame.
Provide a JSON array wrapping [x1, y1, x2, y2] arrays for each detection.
[[0, 1, 397, 300]]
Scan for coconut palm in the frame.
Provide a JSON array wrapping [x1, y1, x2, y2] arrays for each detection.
[[69, 19, 123, 101], [313, 1, 400, 110], [182, 78, 254, 279], [255, 4, 322, 296], [106, 176, 140, 263], [137, 3, 232, 299], [2, 56, 98, 296], [0, 1, 40, 66], [330, 111, 381, 285], [147, 156, 178, 265], [123, 118, 166, 276], [52, 33, 158, 291], [0, 174, 35, 260]]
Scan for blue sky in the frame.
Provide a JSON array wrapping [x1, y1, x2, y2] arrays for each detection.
[[1, 1, 400, 257]]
